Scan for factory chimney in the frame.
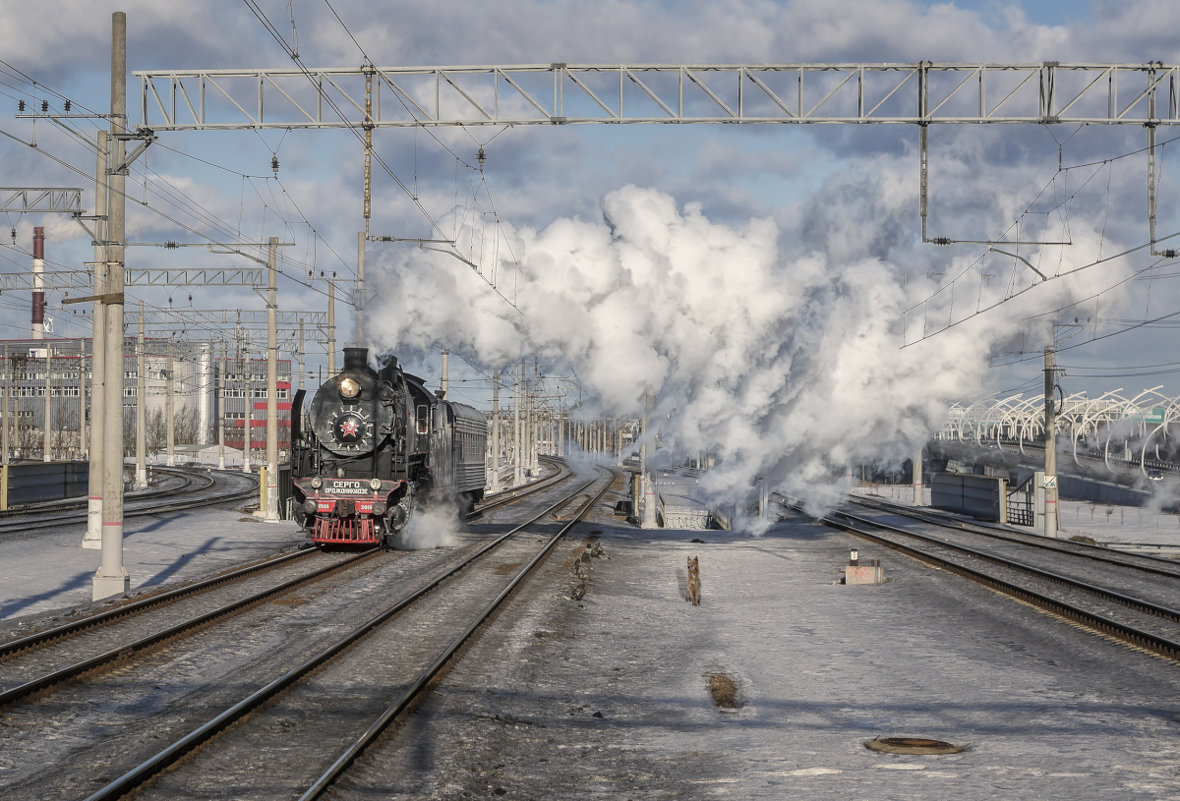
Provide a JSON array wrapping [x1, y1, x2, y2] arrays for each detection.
[[32, 226, 45, 339]]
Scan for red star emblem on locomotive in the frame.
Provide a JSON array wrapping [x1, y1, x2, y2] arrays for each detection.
[[338, 416, 361, 438]]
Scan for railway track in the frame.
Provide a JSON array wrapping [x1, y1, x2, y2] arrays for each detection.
[[0, 467, 259, 536], [794, 495, 1180, 663], [0, 463, 615, 801]]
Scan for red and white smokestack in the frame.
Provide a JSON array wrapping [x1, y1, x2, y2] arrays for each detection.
[[32, 226, 45, 340]]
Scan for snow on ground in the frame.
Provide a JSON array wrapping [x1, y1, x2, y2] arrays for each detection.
[[389, 509, 1180, 800], [0, 508, 306, 624], [0, 486, 1178, 799]]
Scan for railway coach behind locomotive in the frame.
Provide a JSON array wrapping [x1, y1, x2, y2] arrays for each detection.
[[290, 347, 487, 546]]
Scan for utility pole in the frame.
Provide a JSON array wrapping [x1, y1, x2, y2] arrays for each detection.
[[1043, 343, 1059, 538], [218, 341, 226, 470], [134, 301, 147, 489], [441, 349, 448, 397], [42, 346, 51, 462], [642, 393, 656, 529], [78, 349, 86, 459], [94, 10, 130, 600], [2, 344, 9, 511], [490, 369, 500, 493], [513, 360, 522, 486], [356, 67, 373, 347], [243, 354, 253, 474], [84, 129, 107, 549], [297, 320, 305, 393], [264, 236, 279, 521], [165, 342, 175, 467], [327, 280, 336, 374]]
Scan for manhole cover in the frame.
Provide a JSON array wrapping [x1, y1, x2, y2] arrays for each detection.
[[864, 737, 964, 755]]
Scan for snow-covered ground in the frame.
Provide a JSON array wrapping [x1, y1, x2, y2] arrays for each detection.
[[377, 506, 1180, 800], [1, 491, 1178, 799], [0, 508, 306, 624]]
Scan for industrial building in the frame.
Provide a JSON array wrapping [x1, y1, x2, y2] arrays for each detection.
[[0, 336, 291, 462]]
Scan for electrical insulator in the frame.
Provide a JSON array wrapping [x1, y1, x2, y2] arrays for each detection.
[[41, 100, 48, 112], [17, 100, 24, 112], [64, 100, 71, 112], [271, 155, 279, 176]]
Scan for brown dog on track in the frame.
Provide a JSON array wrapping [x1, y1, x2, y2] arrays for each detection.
[[686, 555, 701, 606]]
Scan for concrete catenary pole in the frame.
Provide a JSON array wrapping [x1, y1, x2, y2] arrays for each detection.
[[264, 236, 279, 521], [440, 349, 448, 398], [42, 346, 51, 462], [217, 341, 226, 470], [912, 446, 924, 505], [512, 361, 520, 485], [84, 129, 108, 548], [165, 342, 175, 467], [297, 320, 305, 394], [2, 345, 8, 463], [134, 301, 147, 489], [356, 231, 366, 346], [490, 369, 500, 493], [641, 393, 657, 528], [1043, 344, 1059, 538], [94, 11, 130, 600], [327, 280, 336, 375], [31, 227, 45, 339], [78, 349, 86, 458], [243, 356, 253, 474]]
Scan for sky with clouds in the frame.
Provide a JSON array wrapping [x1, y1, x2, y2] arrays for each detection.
[[2, 0, 1180, 517]]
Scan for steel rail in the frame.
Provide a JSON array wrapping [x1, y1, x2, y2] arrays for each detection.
[[0, 546, 315, 660], [850, 494, 1180, 578], [809, 506, 1180, 662], [0, 470, 258, 535], [301, 465, 616, 800], [0, 549, 380, 708], [827, 508, 1180, 623], [471, 455, 571, 516], [81, 470, 608, 801], [0, 466, 207, 517]]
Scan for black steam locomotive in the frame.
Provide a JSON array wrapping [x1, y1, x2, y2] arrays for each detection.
[[290, 347, 487, 546]]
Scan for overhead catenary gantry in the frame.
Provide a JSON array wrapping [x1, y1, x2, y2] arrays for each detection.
[[134, 63, 1180, 128], [132, 61, 1180, 270]]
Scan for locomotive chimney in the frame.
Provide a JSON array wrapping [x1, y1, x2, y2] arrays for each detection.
[[342, 347, 369, 370]]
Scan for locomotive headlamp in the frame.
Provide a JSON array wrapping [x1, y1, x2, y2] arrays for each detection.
[[310, 476, 323, 489], [369, 477, 382, 491], [339, 376, 361, 399]]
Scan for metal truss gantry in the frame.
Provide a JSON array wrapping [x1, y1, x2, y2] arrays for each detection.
[[0, 188, 83, 214], [0, 267, 265, 292], [134, 63, 1180, 130]]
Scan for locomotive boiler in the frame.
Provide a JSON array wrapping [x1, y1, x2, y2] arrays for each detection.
[[290, 347, 487, 546]]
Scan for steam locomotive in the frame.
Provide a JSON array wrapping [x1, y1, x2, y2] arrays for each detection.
[[290, 347, 487, 546]]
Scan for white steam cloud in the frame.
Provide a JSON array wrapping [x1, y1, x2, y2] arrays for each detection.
[[392, 502, 463, 550], [370, 181, 1131, 528]]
